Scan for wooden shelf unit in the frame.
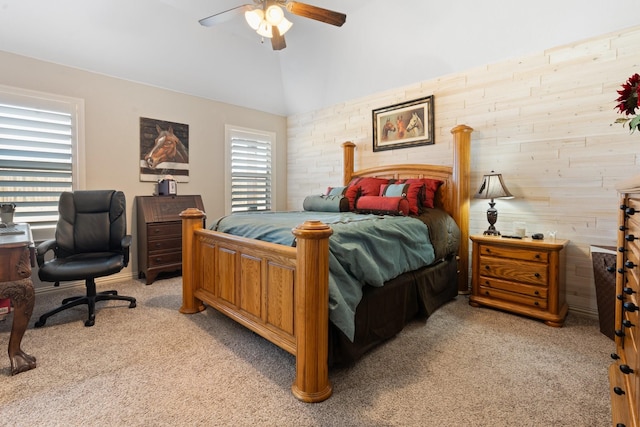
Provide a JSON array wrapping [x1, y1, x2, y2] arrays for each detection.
[[136, 195, 204, 285]]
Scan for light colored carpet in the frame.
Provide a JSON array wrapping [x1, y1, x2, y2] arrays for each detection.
[[0, 277, 612, 426]]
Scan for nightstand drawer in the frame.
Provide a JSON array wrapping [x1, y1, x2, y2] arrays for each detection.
[[147, 237, 182, 253], [479, 257, 548, 286], [147, 251, 182, 267], [479, 285, 548, 309], [478, 276, 548, 299], [148, 222, 181, 239], [478, 243, 549, 263]]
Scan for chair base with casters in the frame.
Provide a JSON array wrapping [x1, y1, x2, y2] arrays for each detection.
[[34, 277, 136, 327]]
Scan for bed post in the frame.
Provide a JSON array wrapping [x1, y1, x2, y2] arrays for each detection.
[[291, 220, 333, 403], [342, 141, 356, 185], [450, 124, 473, 293], [179, 208, 206, 314]]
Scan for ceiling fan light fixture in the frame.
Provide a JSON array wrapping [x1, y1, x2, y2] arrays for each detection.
[[265, 5, 284, 25], [277, 16, 293, 36], [244, 8, 264, 30], [256, 20, 273, 38]]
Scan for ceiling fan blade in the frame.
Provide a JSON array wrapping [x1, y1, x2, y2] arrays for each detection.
[[199, 4, 252, 27], [286, 2, 346, 27], [271, 26, 287, 51]]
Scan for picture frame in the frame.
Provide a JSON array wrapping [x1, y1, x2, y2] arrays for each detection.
[[139, 117, 190, 182], [372, 96, 434, 152]]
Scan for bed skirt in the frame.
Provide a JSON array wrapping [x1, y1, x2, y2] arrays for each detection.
[[328, 255, 458, 366]]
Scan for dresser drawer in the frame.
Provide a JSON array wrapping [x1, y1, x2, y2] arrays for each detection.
[[147, 222, 181, 240], [479, 257, 548, 286], [478, 275, 548, 299], [478, 243, 549, 263], [147, 237, 182, 253], [147, 251, 182, 267], [478, 285, 548, 309]]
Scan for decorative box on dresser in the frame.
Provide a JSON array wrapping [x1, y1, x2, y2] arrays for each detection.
[[136, 195, 204, 285], [469, 234, 569, 327], [610, 192, 640, 427]]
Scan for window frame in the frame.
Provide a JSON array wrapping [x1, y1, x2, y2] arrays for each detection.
[[224, 125, 276, 215], [0, 84, 85, 242]]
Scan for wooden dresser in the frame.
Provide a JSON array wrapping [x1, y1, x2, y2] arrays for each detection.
[[610, 193, 640, 427], [136, 195, 204, 285], [469, 234, 569, 327]]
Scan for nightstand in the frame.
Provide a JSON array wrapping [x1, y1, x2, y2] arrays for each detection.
[[469, 234, 569, 327]]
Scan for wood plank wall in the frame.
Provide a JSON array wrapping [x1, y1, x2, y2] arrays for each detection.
[[286, 25, 640, 317]]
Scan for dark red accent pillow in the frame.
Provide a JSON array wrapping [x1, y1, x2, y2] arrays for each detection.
[[355, 196, 409, 216], [404, 178, 443, 209]]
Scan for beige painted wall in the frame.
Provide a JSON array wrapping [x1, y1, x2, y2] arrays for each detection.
[[1, 50, 287, 283], [287, 25, 640, 317]]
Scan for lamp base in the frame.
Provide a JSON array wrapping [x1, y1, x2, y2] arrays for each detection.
[[483, 227, 501, 236]]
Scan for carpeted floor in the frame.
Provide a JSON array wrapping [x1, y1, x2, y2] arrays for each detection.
[[0, 277, 613, 426]]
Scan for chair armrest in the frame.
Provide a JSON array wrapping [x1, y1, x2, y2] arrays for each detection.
[[35, 239, 57, 267], [121, 235, 132, 267]]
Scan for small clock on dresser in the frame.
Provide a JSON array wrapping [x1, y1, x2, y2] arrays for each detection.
[[469, 234, 569, 327]]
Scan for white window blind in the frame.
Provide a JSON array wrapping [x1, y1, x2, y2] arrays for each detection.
[[0, 87, 83, 241], [226, 126, 274, 213]]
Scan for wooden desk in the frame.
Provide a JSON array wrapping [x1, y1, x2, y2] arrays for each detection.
[[0, 223, 36, 375]]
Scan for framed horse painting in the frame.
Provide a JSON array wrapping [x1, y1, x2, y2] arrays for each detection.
[[372, 96, 434, 152], [139, 117, 190, 182]]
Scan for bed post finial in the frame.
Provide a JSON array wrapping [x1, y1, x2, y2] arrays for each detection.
[[342, 141, 356, 186], [451, 125, 473, 293]]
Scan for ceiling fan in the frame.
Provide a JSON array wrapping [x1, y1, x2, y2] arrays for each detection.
[[199, 1, 346, 51]]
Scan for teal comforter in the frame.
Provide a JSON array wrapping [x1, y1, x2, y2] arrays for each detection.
[[213, 212, 435, 341]]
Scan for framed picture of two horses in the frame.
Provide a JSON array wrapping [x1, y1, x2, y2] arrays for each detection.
[[139, 117, 189, 182], [372, 96, 434, 152]]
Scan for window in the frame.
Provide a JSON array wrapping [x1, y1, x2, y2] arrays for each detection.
[[0, 85, 84, 241], [225, 125, 275, 213]]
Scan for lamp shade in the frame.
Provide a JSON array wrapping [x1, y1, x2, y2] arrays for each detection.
[[475, 172, 514, 200], [245, 9, 264, 30]]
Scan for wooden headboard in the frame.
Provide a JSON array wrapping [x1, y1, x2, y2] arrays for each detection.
[[341, 124, 473, 292]]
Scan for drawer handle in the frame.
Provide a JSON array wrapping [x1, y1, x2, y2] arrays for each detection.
[[623, 286, 637, 295], [534, 290, 539, 295], [611, 353, 620, 360], [484, 291, 490, 296], [623, 302, 638, 312], [625, 260, 636, 268], [534, 273, 541, 278], [534, 254, 540, 259], [613, 386, 626, 396], [626, 207, 637, 216], [484, 280, 490, 285], [534, 301, 539, 306], [484, 265, 491, 270], [623, 319, 635, 328], [615, 329, 625, 338], [619, 364, 634, 375], [625, 234, 638, 241], [155, 257, 163, 262]]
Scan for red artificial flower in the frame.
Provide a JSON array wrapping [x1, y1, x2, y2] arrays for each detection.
[[616, 73, 640, 116], [615, 73, 640, 133]]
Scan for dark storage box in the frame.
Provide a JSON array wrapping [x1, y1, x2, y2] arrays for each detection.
[[590, 245, 616, 341]]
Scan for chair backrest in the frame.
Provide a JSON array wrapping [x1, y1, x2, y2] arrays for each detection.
[[55, 190, 127, 258]]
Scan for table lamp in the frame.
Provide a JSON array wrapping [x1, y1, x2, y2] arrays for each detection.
[[475, 171, 514, 235]]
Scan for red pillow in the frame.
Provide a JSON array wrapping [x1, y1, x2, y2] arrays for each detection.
[[344, 177, 389, 211], [355, 196, 409, 216], [404, 178, 443, 209], [394, 180, 423, 215]]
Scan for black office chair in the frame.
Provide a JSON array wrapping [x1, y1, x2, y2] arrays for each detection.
[[34, 190, 136, 327]]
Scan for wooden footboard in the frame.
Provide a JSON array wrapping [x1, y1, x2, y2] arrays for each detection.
[[180, 208, 333, 402]]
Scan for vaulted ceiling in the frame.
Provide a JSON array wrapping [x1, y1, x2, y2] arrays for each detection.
[[0, 0, 637, 116]]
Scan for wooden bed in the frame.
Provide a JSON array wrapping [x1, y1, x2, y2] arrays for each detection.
[[179, 124, 472, 402]]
